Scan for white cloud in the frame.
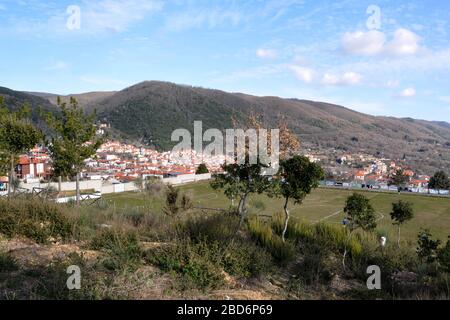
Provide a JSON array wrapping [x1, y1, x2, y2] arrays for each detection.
[[321, 72, 362, 86], [385, 28, 421, 56], [81, 0, 164, 33], [7, 0, 164, 36], [342, 28, 421, 57], [342, 30, 385, 56], [397, 87, 416, 98], [256, 48, 277, 59], [289, 65, 315, 83]]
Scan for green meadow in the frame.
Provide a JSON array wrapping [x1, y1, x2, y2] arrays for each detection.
[[103, 182, 450, 245]]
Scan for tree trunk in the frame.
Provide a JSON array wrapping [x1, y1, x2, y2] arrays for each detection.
[[8, 154, 14, 197], [397, 225, 401, 248], [58, 176, 62, 193], [342, 229, 354, 270], [76, 172, 80, 206], [282, 197, 290, 242], [238, 192, 250, 227]]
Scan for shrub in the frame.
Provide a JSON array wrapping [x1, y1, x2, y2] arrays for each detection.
[[417, 229, 441, 263], [90, 229, 142, 271], [179, 213, 239, 243], [0, 199, 74, 244], [0, 251, 18, 272], [248, 217, 295, 264], [438, 236, 450, 273], [297, 241, 340, 286], [145, 239, 224, 291]]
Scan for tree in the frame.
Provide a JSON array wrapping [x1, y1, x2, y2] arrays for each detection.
[[388, 168, 409, 191], [342, 193, 377, 268], [196, 163, 209, 174], [44, 97, 102, 205], [275, 155, 324, 242], [390, 200, 414, 247], [417, 229, 441, 263], [0, 97, 42, 196], [211, 161, 272, 225], [429, 171, 450, 194]]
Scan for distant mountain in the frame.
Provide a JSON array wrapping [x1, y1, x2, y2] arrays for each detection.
[[2, 81, 450, 174], [0, 86, 57, 132], [27, 91, 116, 110]]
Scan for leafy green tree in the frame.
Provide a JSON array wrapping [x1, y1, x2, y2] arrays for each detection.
[[388, 168, 409, 191], [275, 155, 324, 242], [417, 229, 441, 263], [44, 97, 102, 205], [211, 161, 272, 225], [428, 171, 450, 194], [390, 200, 414, 247], [342, 193, 377, 268], [344, 193, 377, 232], [0, 97, 42, 196], [196, 163, 209, 174]]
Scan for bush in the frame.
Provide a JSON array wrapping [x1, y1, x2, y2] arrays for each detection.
[[0, 251, 18, 272], [248, 217, 295, 264], [297, 241, 340, 286], [0, 199, 74, 244], [145, 239, 224, 291], [90, 229, 142, 271], [179, 213, 239, 243]]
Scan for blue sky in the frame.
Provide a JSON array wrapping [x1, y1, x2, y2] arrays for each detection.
[[1, 0, 450, 122]]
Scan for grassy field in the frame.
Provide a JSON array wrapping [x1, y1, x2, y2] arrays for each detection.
[[103, 181, 450, 245]]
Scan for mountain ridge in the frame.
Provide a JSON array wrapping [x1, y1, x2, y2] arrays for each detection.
[[2, 81, 450, 174]]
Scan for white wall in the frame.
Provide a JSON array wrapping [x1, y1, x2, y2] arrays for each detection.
[[20, 173, 212, 196]]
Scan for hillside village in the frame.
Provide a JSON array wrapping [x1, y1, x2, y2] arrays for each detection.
[[1, 139, 446, 195]]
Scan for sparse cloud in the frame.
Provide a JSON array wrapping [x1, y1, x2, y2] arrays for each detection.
[[321, 72, 362, 86], [164, 8, 241, 32], [256, 48, 277, 59], [288, 65, 315, 83], [342, 28, 422, 57], [396, 87, 416, 98]]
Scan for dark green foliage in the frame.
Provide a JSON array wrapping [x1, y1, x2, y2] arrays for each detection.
[[277, 156, 324, 203], [417, 229, 441, 263], [0, 97, 42, 185], [0, 199, 74, 244], [390, 200, 414, 246], [0, 251, 19, 272], [388, 168, 409, 188], [90, 229, 142, 271], [211, 161, 273, 221], [44, 97, 102, 178], [273, 155, 324, 241], [438, 236, 450, 272], [429, 171, 450, 191], [145, 239, 224, 291], [146, 214, 272, 290], [344, 193, 377, 232], [391, 200, 414, 224], [196, 163, 209, 174]]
